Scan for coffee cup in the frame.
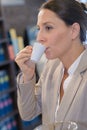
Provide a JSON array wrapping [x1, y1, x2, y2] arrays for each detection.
[[30, 42, 46, 63]]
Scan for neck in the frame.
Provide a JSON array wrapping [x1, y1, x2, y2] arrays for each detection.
[[60, 43, 85, 71]]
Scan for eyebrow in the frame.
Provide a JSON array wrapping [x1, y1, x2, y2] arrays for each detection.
[[37, 21, 54, 26]]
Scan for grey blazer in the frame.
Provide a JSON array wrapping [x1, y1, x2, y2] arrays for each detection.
[[17, 48, 87, 130]]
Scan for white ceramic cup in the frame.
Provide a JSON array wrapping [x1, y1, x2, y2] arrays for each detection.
[[30, 42, 46, 63]]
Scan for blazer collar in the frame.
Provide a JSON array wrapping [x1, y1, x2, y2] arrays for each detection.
[[74, 48, 87, 75]]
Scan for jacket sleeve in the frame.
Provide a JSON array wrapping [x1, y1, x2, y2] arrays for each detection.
[[16, 72, 42, 121]]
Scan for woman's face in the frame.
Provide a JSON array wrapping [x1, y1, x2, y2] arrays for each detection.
[[36, 9, 74, 60]]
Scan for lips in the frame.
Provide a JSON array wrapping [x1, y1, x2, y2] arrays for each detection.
[[45, 47, 50, 55], [45, 47, 48, 52]]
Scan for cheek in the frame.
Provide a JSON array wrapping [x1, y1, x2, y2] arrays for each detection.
[[50, 33, 71, 55], [50, 31, 65, 45], [53, 30, 72, 48], [49, 33, 63, 48], [46, 29, 72, 59]]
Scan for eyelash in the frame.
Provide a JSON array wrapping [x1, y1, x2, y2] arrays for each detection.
[[45, 26, 53, 31], [36, 26, 53, 32]]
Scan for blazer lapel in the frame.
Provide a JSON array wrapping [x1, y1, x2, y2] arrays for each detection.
[[47, 62, 64, 122], [56, 73, 82, 121]]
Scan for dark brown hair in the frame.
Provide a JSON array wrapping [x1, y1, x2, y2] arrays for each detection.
[[39, 0, 87, 42]]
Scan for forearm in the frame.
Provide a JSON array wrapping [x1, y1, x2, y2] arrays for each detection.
[[17, 72, 42, 121]]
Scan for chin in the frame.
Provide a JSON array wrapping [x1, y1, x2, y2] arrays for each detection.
[[45, 53, 57, 60], [46, 55, 55, 60]]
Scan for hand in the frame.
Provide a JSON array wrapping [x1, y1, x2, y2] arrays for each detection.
[[15, 46, 35, 82]]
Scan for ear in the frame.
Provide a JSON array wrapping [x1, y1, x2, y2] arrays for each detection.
[[71, 22, 80, 40]]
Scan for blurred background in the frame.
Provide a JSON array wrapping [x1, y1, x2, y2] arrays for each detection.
[[0, 0, 87, 130]]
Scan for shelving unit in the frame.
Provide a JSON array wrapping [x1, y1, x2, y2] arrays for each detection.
[[0, 2, 23, 130]]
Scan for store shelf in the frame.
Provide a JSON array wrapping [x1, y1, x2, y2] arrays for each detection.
[[0, 2, 23, 130]]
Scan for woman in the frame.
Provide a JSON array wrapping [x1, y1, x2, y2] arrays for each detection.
[[15, 0, 87, 129]]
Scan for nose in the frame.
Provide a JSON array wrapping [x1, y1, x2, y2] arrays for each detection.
[[36, 30, 45, 44]]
